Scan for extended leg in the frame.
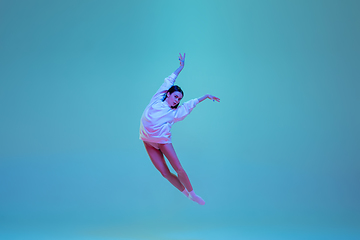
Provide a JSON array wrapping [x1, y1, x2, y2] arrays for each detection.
[[159, 143, 205, 205], [158, 143, 193, 192], [143, 142, 186, 192]]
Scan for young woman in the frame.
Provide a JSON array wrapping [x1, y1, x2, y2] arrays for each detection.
[[139, 53, 220, 205]]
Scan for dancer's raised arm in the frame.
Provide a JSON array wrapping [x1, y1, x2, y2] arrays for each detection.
[[174, 53, 185, 76], [198, 94, 220, 103]]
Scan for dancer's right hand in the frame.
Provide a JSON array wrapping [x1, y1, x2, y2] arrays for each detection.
[[179, 53, 185, 67]]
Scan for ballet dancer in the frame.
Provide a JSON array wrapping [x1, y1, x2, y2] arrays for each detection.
[[139, 53, 220, 205]]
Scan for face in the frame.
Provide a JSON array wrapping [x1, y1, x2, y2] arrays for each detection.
[[166, 91, 183, 107]]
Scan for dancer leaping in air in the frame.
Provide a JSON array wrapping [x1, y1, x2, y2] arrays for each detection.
[[139, 53, 220, 205]]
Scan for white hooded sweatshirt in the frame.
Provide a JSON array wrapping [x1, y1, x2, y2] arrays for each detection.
[[139, 73, 199, 143]]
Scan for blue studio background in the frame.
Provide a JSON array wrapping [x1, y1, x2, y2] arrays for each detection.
[[0, 0, 359, 239]]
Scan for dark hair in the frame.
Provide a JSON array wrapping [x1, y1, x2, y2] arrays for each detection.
[[162, 85, 184, 109]]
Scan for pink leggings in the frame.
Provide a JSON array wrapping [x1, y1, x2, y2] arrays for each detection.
[[143, 141, 162, 150]]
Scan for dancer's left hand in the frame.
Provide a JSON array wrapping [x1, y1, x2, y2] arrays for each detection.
[[207, 94, 220, 102]]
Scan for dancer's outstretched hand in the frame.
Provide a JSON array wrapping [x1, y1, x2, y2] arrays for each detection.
[[207, 94, 220, 102], [198, 94, 220, 103], [179, 53, 185, 67]]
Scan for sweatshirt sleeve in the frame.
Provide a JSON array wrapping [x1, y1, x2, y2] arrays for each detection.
[[149, 73, 177, 104], [173, 98, 199, 123]]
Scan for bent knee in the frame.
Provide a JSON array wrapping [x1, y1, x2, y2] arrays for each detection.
[[174, 167, 185, 175], [159, 170, 172, 179]]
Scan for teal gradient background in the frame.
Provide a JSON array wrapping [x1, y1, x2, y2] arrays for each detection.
[[1, 0, 359, 239]]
